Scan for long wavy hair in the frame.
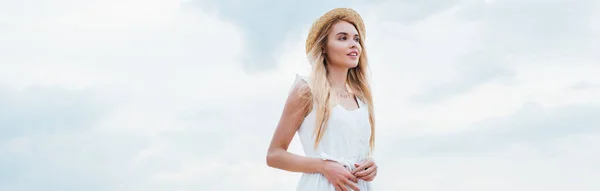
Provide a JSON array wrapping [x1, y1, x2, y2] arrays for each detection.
[[302, 17, 375, 154]]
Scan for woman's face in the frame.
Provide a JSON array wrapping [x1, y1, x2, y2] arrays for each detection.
[[323, 20, 362, 69]]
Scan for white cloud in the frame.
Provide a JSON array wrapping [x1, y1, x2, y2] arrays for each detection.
[[362, 0, 600, 136], [374, 132, 600, 191]]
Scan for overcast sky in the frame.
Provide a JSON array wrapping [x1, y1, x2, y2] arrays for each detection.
[[1, 0, 599, 190]]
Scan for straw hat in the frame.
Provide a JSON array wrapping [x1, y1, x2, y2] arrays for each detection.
[[305, 8, 366, 55]]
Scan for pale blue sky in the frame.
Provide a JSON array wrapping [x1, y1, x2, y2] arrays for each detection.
[[1, 0, 599, 190]]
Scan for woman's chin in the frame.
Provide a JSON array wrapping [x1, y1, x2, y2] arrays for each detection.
[[330, 61, 359, 69], [347, 62, 359, 68]]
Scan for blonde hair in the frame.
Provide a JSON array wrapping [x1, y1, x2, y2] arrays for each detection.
[[302, 16, 375, 154]]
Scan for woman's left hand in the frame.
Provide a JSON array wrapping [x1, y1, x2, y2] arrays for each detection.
[[351, 157, 377, 182]]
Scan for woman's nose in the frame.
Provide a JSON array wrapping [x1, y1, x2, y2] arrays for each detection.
[[350, 41, 358, 48]]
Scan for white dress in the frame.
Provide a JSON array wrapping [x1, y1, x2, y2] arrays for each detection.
[[293, 74, 374, 191]]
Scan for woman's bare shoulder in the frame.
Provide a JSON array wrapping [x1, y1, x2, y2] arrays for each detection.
[[284, 74, 312, 116]]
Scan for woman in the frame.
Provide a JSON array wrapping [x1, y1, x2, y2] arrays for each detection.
[[266, 8, 377, 191]]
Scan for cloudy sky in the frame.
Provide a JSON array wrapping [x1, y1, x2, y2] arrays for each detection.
[[1, 0, 599, 190]]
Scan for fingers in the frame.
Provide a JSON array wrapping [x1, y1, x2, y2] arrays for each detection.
[[367, 171, 376, 181], [355, 165, 376, 177], [345, 171, 358, 183], [363, 170, 377, 182], [335, 185, 343, 191], [351, 163, 363, 174], [338, 183, 349, 191], [352, 160, 374, 174], [343, 178, 360, 191]]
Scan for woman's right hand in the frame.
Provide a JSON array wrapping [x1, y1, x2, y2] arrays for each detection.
[[319, 160, 360, 191]]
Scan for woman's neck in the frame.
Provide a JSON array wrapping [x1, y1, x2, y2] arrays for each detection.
[[326, 64, 348, 89]]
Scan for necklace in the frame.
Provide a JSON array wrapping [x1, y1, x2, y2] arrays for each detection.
[[331, 86, 352, 99]]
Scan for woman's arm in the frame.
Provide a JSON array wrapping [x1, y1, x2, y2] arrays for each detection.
[[266, 80, 360, 191], [266, 80, 324, 173]]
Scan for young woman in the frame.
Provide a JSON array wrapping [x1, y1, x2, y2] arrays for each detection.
[[266, 8, 377, 191]]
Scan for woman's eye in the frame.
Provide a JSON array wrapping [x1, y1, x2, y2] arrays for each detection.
[[339, 36, 347, 40], [354, 38, 360, 42]]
